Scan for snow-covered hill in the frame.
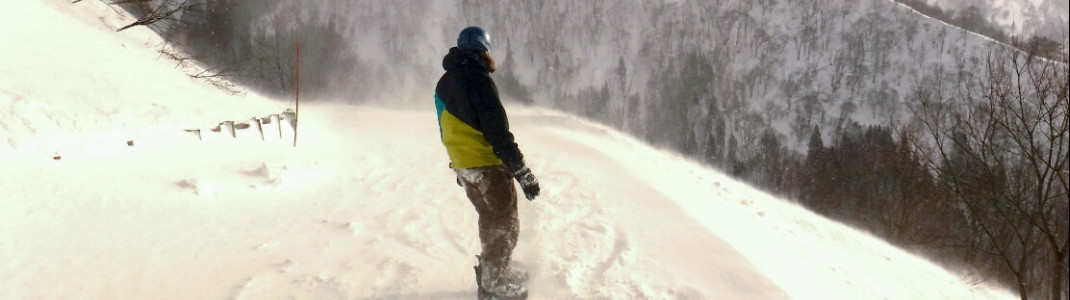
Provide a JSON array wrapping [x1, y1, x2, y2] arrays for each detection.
[[918, 0, 1069, 38], [1, 1, 1017, 299]]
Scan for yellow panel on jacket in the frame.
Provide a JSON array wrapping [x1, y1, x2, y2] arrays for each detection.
[[440, 109, 504, 169]]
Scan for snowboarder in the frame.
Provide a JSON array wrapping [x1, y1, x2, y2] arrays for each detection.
[[434, 26, 540, 299]]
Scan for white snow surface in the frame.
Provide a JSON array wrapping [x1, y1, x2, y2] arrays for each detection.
[[1, 1, 1017, 299]]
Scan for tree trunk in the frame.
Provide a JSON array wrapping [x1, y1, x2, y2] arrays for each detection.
[[1053, 251, 1066, 300], [1019, 279, 1028, 300], [116, 20, 149, 32]]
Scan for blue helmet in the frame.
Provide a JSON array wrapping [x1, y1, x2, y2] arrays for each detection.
[[457, 26, 491, 52]]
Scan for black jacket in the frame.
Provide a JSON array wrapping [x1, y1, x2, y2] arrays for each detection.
[[434, 48, 525, 172]]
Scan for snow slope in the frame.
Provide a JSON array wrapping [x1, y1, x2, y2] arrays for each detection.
[[920, 0, 1069, 37], [1, 1, 1016, 299]]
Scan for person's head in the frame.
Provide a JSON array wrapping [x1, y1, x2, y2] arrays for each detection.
[[457, 26, 491, 53], [456, 26, 495, 72]]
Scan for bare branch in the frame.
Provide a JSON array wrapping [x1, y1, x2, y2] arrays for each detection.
[[115, 0, 192, 32]]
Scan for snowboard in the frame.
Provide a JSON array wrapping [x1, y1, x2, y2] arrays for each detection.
[[474, 263, 528, 300]]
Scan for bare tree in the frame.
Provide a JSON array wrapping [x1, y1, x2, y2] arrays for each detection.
[[1005, 44, 1070, 300], [911, 42, 1069, 300]]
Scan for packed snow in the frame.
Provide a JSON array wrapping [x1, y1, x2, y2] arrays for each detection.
[[1, 1, 1017, 299]]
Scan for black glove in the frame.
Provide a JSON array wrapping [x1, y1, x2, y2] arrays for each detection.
[[513, 166, 540, 201]]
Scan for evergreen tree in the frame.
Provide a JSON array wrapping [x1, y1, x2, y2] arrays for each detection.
[[807, 125, 823, 155], [709, 118, 726, 166], [757, 128, 782, 190], [803, 125, 828, 209]]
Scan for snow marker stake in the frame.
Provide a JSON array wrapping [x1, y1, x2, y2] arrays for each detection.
[[293, 38, 300, 148], [224, 121, 236, 138], [254, 117, 265, 141]]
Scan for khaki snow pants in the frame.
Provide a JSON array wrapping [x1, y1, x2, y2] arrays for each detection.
[[456, 165, 519, 283]]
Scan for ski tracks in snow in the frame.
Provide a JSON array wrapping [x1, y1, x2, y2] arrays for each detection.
[[515, 112, 787, 299], [221, 106, 486, 299], [225, 107, 782, 299], [2, 102, 1010, 299]]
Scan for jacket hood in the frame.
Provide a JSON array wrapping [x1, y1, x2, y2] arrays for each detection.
[[442, 47, 489, 72]]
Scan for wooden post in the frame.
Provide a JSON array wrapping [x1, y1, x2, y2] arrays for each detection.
[[254, 118, 265, 141], [293, 38, 300, 148], [275, 114, 282, 139]]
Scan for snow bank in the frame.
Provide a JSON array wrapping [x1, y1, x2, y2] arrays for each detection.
[[0, 0, 283, 157]]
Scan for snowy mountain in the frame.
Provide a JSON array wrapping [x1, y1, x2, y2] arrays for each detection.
[[917, 0, 1069, 38], [0, 1, 1020, 299]]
